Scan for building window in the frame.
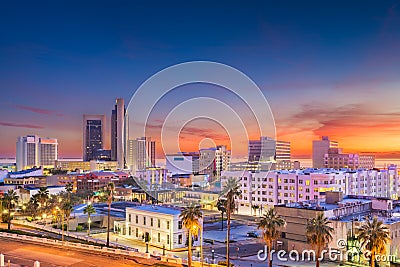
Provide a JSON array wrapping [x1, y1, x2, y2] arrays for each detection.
[[150, 218, 153, 227], [136, 228, 138, 237], [143, 216, 146, 225], [158, 233, 161, 242], [158, 219, 161, 228], [136, 215, 138, 224], [167, 221, 170, 230], [167, 234, 170, 244], [178, 234, 182, 244], [178, 221, 182, 229], [129, 226, 131, 235], [128, 214, 131, 222]]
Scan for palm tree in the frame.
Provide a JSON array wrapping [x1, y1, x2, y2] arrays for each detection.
[[258, 207, 286, 267], [2, 189, 19, 230], [180, 204, 203, 267], [65, 182, 73, 201], [306, 213, 334, 267], [105, 182, 115, 247], [83, 204, 96, 236], [357, 217, 390, 267], [62, 201, 73, 232], [217, 198, 226, 231], [36, 187, 49, 212], [220, 177, 241, 267], [27, 194, 40, 218]]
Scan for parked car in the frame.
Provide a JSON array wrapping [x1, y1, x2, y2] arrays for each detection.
[[247, 231, 258, 238]]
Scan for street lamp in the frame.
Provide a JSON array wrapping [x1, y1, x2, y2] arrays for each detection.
[[211, 249, 215, 262], [196, 247, 200, 258]]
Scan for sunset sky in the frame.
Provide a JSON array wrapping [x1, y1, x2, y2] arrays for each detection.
[[1, 1, 399, 159]]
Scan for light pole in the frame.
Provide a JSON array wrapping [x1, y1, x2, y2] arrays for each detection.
[[200, 223, 203, 267], [211, 249, 215, 263]]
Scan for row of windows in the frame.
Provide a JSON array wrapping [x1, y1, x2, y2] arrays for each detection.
[[128, 214, 182, 230]]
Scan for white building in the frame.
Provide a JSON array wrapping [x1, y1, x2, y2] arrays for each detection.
[[166, 153, 199, 175], [222, 169, 346, 215], [114, 205, 201, 250], [222, 166, 400, 215], [345, 165, 399, 199], [16, 135, 58, 170], [127, 137, 155, 173]]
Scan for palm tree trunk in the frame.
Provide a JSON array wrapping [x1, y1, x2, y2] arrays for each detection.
[[106, 202, 111, 246], [188, 231, 192, 267], [268, 241, 273, 267], [316, 247, 320, 267], [88, 215, 91, 236], [7, 214, 11, 230], [371, 252, 375, 267], [227, 211, 231, 267]]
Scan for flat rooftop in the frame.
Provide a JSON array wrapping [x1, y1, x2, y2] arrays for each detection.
[[128, 205, 181, 216]]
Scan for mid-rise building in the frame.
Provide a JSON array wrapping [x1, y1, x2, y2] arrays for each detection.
[[248, 137, 291, 170], [55, 160, 118, 172], [312, 136, 338, 168], [16, 135, 58, 170], [324, 148, 375, 169], [83, 114, 105, 161], [114, 205, 202, 250], [199, 145, 230, 179], [166, 152, 199, 175], [222, 165, 400, 215], [127, 137, 155, 172], [111, 98, 128, 168], [76, 171, 129, 193]]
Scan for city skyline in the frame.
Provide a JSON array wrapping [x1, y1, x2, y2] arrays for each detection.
[[1, 1, 400, 159]]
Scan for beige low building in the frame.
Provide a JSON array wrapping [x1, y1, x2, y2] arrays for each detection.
[[275, 192, 400, 265]]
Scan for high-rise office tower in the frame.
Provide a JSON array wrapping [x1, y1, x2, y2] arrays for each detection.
[[111, 98, 127, 168], [127, 137, 155, 172], [83, 114, 105, 161], [312, 136, 338, 168], [16, 135, 58, 170]]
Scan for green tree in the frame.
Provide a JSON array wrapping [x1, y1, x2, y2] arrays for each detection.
[[358, 217, 390, 267], [306, 213, 334, 267], [83, 204, 96, 236], [220, 177, 241, 267], [180, 204, 203, 267], [2, 189, 19, 230], [258, 207, 286, 267]]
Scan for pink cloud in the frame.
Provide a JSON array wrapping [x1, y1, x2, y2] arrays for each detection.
[[13, 104, 64, 116], [0, 121, 44, 129]]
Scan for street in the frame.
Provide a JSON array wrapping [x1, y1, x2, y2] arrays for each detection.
[[0, 237, 178, 267]]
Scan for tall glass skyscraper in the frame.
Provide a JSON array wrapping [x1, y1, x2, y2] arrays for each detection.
[[83, 114, 105, 161]]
